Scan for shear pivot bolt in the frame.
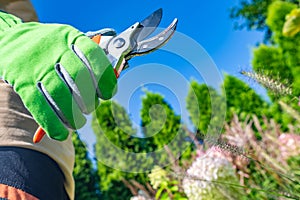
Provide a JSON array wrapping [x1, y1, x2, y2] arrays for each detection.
[[114, 38, 125, 48]]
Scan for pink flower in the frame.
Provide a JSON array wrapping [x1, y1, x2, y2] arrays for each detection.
[[278, 133, 300, 160]]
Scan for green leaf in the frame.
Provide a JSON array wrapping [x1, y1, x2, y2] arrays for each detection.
[[283, 8, 300, 37], [170, 185, 179, 192], [155, 186, 166, 199]]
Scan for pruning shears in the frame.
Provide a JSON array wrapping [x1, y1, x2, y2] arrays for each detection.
[[88, 8, 177, 78], [33, 8, 178, 143]]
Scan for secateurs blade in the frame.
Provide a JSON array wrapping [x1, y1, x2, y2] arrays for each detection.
[[91, 8, 178, 77], [33, 8, 178, 143]]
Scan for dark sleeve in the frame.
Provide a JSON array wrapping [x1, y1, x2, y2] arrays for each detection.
[[0, 0, 38, 22], [0, 147, 69, 200]]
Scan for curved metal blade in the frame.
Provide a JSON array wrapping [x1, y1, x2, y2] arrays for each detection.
[[129, 18, 178, 58], [136, 8, 163, 42]]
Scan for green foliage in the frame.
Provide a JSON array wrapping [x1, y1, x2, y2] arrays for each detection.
[[100, 180, 133, 200], [72, 133, 100, 200], [223, 75, 268, 120], [230, 0, 299, 42], [287, 155, 300, 179], [283, 8, 300, 37], [266, 1, 296, 35], [91, 94, 193, 199], [148, 166, 187, 200], [92, 100, 150, 200], [155, 180, 187, 200], [229, 2, 300, 198], [267, 103, 294, 130], [251, 45, 294, 106], [138, 91, 193, 199], [72, 2, 300, 198], [140, 91, 191, 156], [141, 92, 180, 143], [253, 1, 300, 94], [230, 0, 275, 42], [248, 0, 300, 129], [93, 100, 138, 152], [252, 45, 291, 81], [186, 76, 271, 139], [187, 75, 271, 128], [186, 80, 225, 135]]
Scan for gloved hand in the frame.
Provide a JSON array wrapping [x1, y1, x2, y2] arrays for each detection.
[[0, 11, 117, 141]]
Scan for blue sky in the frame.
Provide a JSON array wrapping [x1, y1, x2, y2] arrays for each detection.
[[30, 0, 263, 75], [30, 0, 265, 150]]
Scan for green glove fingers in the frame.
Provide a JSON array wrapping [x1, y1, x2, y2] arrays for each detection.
[[71, 35, 118, 100], [17, 84, 73, 141], [0, 12, 118, 141]]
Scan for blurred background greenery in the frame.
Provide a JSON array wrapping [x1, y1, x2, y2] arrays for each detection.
[[71, 0, 300, 199]]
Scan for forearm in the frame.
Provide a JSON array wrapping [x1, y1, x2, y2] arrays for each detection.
[[0, 0, 38, 22]]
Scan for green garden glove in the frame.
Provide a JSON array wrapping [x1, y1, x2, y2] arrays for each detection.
[[0, 11, 117, 141]]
